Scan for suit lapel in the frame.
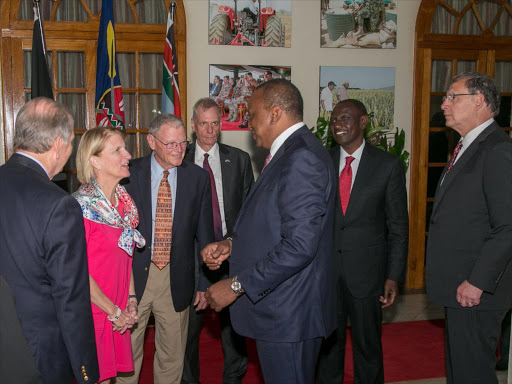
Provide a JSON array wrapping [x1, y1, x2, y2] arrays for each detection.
[[235, 126, 306, 224], [344, 144, 372, 218], [219, 144, 233, 203], [432, 123, 496, 214], [137, 156, 153, 238]]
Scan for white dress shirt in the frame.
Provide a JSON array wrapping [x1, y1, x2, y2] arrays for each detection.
[[338, 140, 366, 191], [194, 142, 227, 237], [16, 151, 49, 177], [268, 122, 305, 161]]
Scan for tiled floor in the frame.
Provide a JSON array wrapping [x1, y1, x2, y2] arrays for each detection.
[[383, 293, 509, 384]]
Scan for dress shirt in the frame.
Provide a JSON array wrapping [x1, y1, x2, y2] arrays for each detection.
[[338, 140, 366, 191], [454, 118, 494, 165], [321, 87, 334, 112], [150, 152, 177, 259], [194, 142, 227, 237], [16, 151, 49, 177], [268, 122, 305, 161]]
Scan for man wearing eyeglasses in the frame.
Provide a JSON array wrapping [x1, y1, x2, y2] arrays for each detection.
[[426, 72, 512, 384], [119, 114, 214, 384], [182, 98, 254, 384]]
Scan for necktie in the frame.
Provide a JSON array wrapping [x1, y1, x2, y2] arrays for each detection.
[[153, 170, 172, 269], [262, 153, 272, 172], [203, 154, 223, 241], [446, 141, 463, 173], [339, 156, 355, 215]]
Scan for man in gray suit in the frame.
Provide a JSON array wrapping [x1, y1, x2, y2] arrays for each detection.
[[426, 72, 512, 384], [182, 98, 254, 384]]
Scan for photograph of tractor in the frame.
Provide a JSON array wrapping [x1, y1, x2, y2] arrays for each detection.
[[208, 0, 287, 47]]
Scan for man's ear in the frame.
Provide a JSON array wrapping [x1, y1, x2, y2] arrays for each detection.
[[360, 114, 369, 129], [52, 136, 64, 159], [147, 134, 156, 151], [270, 106, 282, 125], [474, 93, 485, 111]]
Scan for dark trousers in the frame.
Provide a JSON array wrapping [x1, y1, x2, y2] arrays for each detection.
[[182, 305, 247, 384], [256, 337, 322, 384], [497, 309, 511, 368], [316, 279, 384, 384], [445, 307, 507, 384]]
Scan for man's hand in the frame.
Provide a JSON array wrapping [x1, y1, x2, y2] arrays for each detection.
[[194, 291, 208, 311], [201, 239, 232, 270], [379, 279, 399, 308], [456, 280, 483, 308], [204, 279, 239, 312]]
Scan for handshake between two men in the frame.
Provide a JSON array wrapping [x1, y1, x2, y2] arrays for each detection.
[[199, 239, 239, 312]]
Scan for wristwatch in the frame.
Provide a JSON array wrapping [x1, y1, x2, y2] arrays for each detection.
[[231, 275, 244, 295]]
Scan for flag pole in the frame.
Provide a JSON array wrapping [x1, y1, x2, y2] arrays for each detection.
[[170, 1, 176, 21], [33, 0, 47, 56]]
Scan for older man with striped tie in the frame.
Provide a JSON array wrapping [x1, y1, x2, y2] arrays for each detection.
[[119, 114, 214, 384]]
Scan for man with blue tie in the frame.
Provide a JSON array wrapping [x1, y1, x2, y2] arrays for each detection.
[[202, 79, 337, 383]]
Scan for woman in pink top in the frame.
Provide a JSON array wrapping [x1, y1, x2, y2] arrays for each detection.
[[73, 127, 145, 383]]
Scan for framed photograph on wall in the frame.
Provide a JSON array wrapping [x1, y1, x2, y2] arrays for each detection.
[[319, 66, 395, 130], [321, 0, 397, 48], [208, 0, 292, 47], [209, 64, 291, 131]]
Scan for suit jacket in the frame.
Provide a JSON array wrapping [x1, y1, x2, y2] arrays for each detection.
[[124, 155, 214, 311], [184, 143, 254, 237], [228, 126, 337, 342], [426, 122, 512, 310], [0, 154, 99, 384], [0, 276, 41, 384], [210, 82, 222, 97], [330, 143, 409, 298]]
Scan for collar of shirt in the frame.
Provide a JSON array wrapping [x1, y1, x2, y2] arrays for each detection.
[[456, 118, 494, 163], [269, 122, 304, 158], [16, 151, 49, 177], [194, 141, 220, 165], [339, 140, 365, 177]]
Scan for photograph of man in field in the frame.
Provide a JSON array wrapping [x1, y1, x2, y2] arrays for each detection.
[[208, 0, 292, 47], [321, 0, 397, 48], [319, 66, 395, 129]]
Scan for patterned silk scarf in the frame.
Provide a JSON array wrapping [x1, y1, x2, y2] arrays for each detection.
[[73, 179, 145, 256]]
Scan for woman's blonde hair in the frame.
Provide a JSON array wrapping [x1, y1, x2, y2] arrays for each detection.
[[76, 127, 126, 184]]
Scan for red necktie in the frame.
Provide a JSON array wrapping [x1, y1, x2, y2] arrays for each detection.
[[203, 153, 223, 241], [153, 170, 172, 269], [339, 156, 355, 214], [262, 153, 272, 172], [446, 141, 463, 173]]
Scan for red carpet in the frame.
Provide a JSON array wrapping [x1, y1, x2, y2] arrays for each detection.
[[220, 114, 250, 131], [138, 312, 446, 383]]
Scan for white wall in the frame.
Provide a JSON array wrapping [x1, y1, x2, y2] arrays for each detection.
[[184, 0, 421, 178]]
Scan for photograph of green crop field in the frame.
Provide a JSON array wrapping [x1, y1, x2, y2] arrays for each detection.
[[347, 89, 394, 129], [319, 66, 395, 129]]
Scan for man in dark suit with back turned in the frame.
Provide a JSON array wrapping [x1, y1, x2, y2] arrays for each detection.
[[426, 72, 512, 384], [120, 114, 213, 384], [182, 98, 254, 384], [316, 99, 409, 384], [0, 97, 99, 384], [202, 79, 337, 383]]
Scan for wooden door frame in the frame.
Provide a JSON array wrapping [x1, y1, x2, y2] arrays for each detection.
[[408, 0, 512, 290]]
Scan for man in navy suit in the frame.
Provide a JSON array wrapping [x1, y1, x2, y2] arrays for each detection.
[[183, 98, 253, 384], [0, 97, 98, 384], [202, 79, 337, 383], [119, 114, 213, 384], [316, 99, 409, 384], [426, 72, 512, 384]]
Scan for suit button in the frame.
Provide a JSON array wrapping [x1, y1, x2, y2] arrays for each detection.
[[144, 267, 148, 272], [84, 375, 89, 381]]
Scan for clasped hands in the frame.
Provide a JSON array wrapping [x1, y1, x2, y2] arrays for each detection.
[[201, 239, 239, 312], [112, 299, 138, 334]]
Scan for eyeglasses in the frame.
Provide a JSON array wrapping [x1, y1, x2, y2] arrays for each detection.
[[151, 134, 189, 150], [442, 93, 476, 102]]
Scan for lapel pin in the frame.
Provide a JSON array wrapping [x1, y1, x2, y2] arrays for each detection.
[[225, 159, 230, 163]]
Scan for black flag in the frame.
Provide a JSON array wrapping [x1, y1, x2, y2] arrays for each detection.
[[31, 6, 53, 99]]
